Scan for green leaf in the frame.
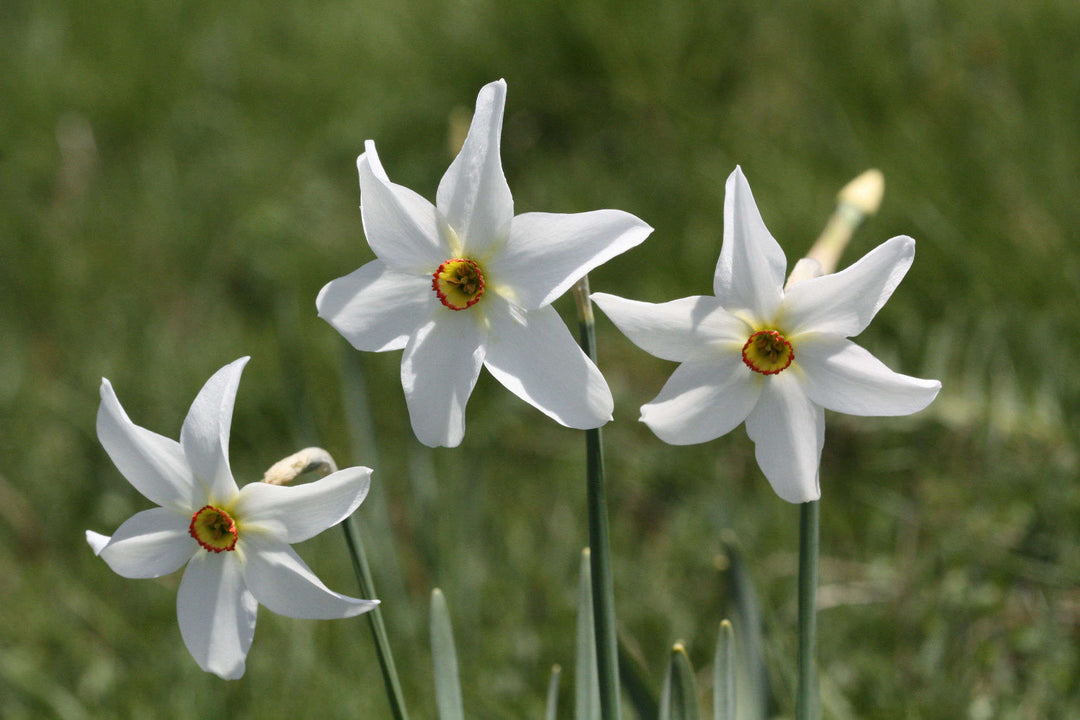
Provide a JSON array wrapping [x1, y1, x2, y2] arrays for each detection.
[[720, 538, 769, 719], [618, 634, 659, 720], [430, 588, 464, 720], [713, 620, 736, 720], [546, 664, 562, 720], [575, 549, 601, 720], [659, 644, 700, 720]]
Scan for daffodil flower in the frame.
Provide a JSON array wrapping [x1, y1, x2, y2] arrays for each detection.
[[592, 167, 940, 503], [317, 80, 652, 447], [86, 357, 378, 679]]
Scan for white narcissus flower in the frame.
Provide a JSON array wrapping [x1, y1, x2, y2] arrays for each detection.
[[317, 79, 652, 447], [85, 357, 378, 679], [592, 167, 941, 504]]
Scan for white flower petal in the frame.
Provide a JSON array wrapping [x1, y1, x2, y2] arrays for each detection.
[[96, 379, 196, 511], [358, 143, 448, 272], [235, 466, 372, 544], [180, 358, 247, 504], [796, 335, 941, 416], [401, 312, 487, 447], [713, 167, 786, 319], [177, 552, 258, 680], [744, 373, 823, 503], [317, 259, 434, 352], [591, 293, 749, 363], [86, 530, 110, 555], [241, 534, 378, 620], [87, 508, 194, 578], [784, 236, 915, 337], [489, 210, 652, 309], [484, 301, 613, 429], [640, 350, 761, 445], [435, 80, 514, 258]]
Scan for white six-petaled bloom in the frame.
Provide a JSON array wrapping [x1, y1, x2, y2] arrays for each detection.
[[317, 79, 652, 447], [592, 167, 941, 503], [86, 357, 378, 679]]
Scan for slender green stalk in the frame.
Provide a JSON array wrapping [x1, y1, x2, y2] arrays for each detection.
[[572, 276, 621, 720], [796, 501, 819, 720], [342, 515, 411, 720], [263, 448, 410, 720]]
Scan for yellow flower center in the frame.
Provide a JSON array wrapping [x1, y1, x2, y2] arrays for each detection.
[[432, 258, 485, 310], [189, 505, 239, 553], [742, 330, 794, 375]]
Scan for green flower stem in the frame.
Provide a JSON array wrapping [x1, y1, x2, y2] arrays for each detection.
[[341, 516, 410, 720], [573, 275, 622, 720], [263, 448, 409, 720], [797, 500, 819, 720]]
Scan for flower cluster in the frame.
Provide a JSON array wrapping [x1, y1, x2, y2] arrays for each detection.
[[87, 80, 940, 683]]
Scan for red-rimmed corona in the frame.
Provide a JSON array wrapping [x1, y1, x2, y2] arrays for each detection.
[[189, 505, 239, 552], [742, 329, 794, 375], [432, 258, 485, 310]]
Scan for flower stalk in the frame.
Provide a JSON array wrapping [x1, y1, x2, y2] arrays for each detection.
[[341, 514, 410, 720], [268, 448, 410, 720], [787, 169, 885, 287], [797, 499, 819, 720], [573, 275, 621, 720]]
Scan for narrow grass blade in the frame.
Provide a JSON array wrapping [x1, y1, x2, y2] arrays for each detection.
[[547, 664, 562, 720], [576, 549, 601, 720], [713, 620, 736, 720], [659, 644, 700, 720], [430, 588, 465, 720]]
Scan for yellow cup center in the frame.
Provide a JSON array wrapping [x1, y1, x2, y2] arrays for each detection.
[[742, 330, 794, 375], [189, 505, 239, 553], [432, 258, 485, 310]]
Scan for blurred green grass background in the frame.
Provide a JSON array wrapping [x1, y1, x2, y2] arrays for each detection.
[[2, 0, 1079, 717]]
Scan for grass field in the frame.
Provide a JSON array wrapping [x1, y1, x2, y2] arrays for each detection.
[[3, 0, 1079, 717]]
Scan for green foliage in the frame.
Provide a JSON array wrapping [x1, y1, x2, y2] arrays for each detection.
[[430, 589, 464, 720], [713, 621, 736, 720], [576, 551, 601, 720], [546, 665, 562, 720], [2, 0, 1079, 718], [659, 645, 701, 720]]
